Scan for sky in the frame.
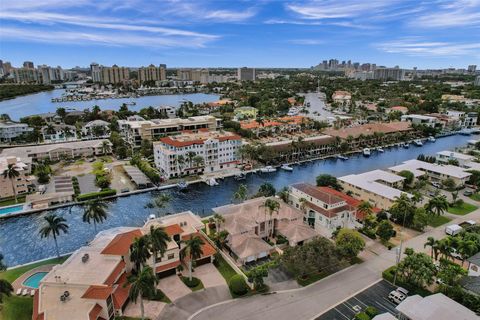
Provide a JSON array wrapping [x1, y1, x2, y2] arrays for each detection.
[[0, 0, 480, 69]]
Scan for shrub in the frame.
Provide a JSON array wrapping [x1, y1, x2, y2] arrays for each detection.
[[181, 276, 200, 288], [364, 306, 378, 318], [77, 189, 116, 201], [229, 274, 249, 296], [95, 175, 111, 189], [354, 312, 370, 320]]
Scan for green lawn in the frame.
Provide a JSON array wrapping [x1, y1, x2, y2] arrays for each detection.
[[447, 203, 478, 215], [214, 254, 238, 283], [469, 193, 480, 202], [0, 196, 26, 208], [0, 256, 69, 283], [428, 215, 452, 227], [0, 295, 33, 320]]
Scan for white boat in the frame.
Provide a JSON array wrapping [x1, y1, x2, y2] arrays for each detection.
[[403, 142, 410, 148], [234, 173, 246, 180], [259, 166, 277, 173], [281, 164, 293, 171], [377, 147, 384, 153], [363, 148, 371, 157], [428, 136, 436, 142], [204, 178, 219, 186], [414, 139, 423, 146], [177, 181, 188, 190], [337, 155, 349, 160]]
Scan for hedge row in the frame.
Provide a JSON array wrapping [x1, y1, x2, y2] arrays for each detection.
[[77, 189, 117, 201]]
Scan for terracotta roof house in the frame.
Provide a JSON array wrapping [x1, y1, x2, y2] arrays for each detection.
[[214, 197, 320, 264]]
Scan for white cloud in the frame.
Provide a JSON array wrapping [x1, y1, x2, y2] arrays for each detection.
[[289, 39, 324, 45], [286, 1, 395, 20], [413, 0, 480, 28], [376, 37, 480, 57], [204, 9, 257, 21]]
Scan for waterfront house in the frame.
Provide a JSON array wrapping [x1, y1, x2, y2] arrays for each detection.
[[0, 121, 33, 143], [401, 114, 440, 128], [338, 170, 412, 210], [239, 115, 308, 136], [389, 159, 471, 188], [33, 211, 215, 320], [41, 124, 77, 143], [214, 197, 320, 265], [81, 120, 111, 139], [153, 129, 242, 178], [265, 135, 337, 163]]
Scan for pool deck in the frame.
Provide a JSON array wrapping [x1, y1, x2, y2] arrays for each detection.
[[12, 264, 55, 296]]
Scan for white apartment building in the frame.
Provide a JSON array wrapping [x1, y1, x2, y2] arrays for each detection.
[[436, 150, 476, 167], [389, 159, 471, 187], [41, 124, 77, 143], [401, 114, 439, 128], [446, 110, 478, 128], [81, 120, 110, 139], [118, 115, 221, 147], [0, 121, 33, 142], [154, 130, 242, 178], [338, 170, 412, 210]]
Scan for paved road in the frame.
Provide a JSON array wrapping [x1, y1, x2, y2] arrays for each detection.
[[188, 205, 480, 320], [302, 92, 334, 121]]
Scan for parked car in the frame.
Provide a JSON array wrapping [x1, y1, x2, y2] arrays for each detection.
[[459, 220, 477, 228], [432, 182, 441, 188], [445, 224, 463, 236], [463, 190, 473, 196], [396, 287, 409, 296], [388, 291, 406, 304]]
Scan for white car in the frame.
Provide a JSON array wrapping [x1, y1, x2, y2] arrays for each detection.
[[388, 291, 406, 304]]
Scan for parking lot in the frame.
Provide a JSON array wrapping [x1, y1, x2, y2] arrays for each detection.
[[316, 280, 399, 320]]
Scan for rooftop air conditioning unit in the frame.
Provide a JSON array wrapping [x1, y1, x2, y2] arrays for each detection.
[[81, 253, 89, 263]]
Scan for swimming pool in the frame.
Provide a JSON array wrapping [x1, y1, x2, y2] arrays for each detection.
[[0, 204, 24, 216], [22, 272, 48, 288]]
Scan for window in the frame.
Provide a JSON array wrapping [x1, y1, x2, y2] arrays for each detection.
[[167, 253, 175, 260]]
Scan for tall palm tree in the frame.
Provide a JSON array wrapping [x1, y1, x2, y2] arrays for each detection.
[[181, 235, 204, 281], [457, 240, 478, 266], [186, 151, 196, 168], [176, 155, 186, 173], [213, 213, 225, 231], [424, 237, 436, 259], [425, 195, 449, 216], [357, 201, 373, 217], [130, 236, 151, 272], [101, 141, 111, 154], [3, 164, 20, 203], [148, 226, 171, 271], [0, 279, 13, 304], [437, 238, 453, 260], [82, 200, 108, 233], [233, 184, 248, 202], [263, 198, 280, 237], [192, 155, 204, 168], [39, 214, 69, 259], [127, 266, 157, 320]]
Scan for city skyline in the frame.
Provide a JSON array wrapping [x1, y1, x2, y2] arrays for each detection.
[[1, 1, 480, 69]]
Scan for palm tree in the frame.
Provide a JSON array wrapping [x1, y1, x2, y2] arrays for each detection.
[[233, 184, 248, 202], [357, 201, 373, 217], [82, 200, 108, 233], [457, 240, 478, 266], [126, 266, 157, 320], [213, 213, 225, 231], [130, 236, 151, 272], [186, 151, 196, 168], [425, 195, 449, 216], [3, 164, 20, 203], [148, 226, 171, 271], [181, 235, 204, 281], [150, 193, 171, 217], [192, 155, 204, 168], [176, 155, 186, 173], [263, 198, 280, 237], [437, 238, 453, 260], [424, 237, 436, 259], [101, 141, 111, 154], [0, 279, 13, 304], [39, 214, 69, 259]]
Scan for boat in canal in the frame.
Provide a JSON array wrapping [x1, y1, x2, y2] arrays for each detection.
[[428, 136, 436, 142], [204, 178, 219, 186], [377, 147, 384, 153], [414, 139, 423, 146], [337, 155, 349, 160], [234, 173, 246, 180], [281, 164, 293, 171], [403, 142, 410, 148], [259, 166, 277, 173], [363, 148, 371, 157], [177, 181, 188, 190]]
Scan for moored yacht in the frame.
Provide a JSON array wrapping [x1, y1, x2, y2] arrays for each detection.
[[363, 148, 371, 157]]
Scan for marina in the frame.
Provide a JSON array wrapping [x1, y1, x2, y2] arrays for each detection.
[[0, 134, 473, 267]]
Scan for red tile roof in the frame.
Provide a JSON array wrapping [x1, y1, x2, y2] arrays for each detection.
[[89, 303, 103, 320], [164, 224, 184, 236], [155, 260, 181, 273], [103, 260, 126, 286], [181, 233, 216, 259], [101, 229, 143, 255], [82, 285, 113, 300], [112, 273, 131, 310], [159, 134, 241, 148], [32, 290, 44, 320], [292, 183, 345, 205], [324, 122, 411, 139], [318, 187, 381, 220]]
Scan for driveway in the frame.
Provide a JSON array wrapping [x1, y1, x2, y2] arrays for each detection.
[[192, 263, 227, 288], [157, 275, 191, 302], [77, 174, 97, 194], [124, 299, 167, 319]]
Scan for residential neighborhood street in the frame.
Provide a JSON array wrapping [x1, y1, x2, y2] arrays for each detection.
[[189, 207, 480, 320]]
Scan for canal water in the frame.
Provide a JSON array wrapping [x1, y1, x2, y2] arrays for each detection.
[[0, 134, 473, 266], [0, 90, 220, 120]]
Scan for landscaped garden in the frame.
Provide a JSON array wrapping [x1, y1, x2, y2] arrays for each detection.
[[427, 215, 452, 227], [447, 202, 477, 215]]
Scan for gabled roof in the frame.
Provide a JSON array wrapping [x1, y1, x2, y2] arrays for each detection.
[[276, 221, 320, 244], [467, 252, 480, 265], [89, 303, 103, 320], [101, 229, 143, 255], [112, 273, 131, 310], [228, 234, 273, 259], [291, 183, 345, 205], [155, 260, 181, 273], [181, 233, 216, 259], [164, 224, 184, 236], [81, 285, 113, 300], [103, 260, 126, 286]]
